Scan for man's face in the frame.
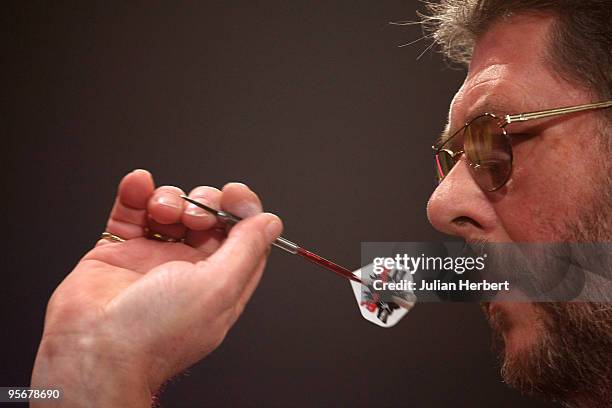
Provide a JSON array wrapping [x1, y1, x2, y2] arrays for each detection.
[[426, 13, 611, 403]]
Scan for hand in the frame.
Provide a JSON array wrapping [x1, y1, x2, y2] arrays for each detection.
[[31, 169, 283, 407]]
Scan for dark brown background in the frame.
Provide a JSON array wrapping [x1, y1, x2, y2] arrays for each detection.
[[2, 1, 553, 407]]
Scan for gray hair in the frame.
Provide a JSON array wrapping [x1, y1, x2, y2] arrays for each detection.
[[421, 0, 612, 102]]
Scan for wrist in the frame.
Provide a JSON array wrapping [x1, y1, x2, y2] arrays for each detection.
[[31, 332, 154, 408]]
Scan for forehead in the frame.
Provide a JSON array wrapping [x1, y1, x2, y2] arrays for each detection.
[[449, 13, 582, 126]]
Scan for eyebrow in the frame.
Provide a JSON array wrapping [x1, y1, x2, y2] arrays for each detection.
[[465, 100, 514, 123]]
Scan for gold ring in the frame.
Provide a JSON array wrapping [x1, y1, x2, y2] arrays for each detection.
[[145, 228, 183, 243], [101, 232, 126, 243]]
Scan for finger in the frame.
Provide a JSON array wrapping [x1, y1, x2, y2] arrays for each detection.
[[102, 169, 155, 243], [148, 186, 186, 225], [185, 228, 225, 256], [220, 182, 263, 218], [184, 183, 260, 254], [182, 186, 223, 252], [181, 186, 222, 231], [203, 212, 283, 300]]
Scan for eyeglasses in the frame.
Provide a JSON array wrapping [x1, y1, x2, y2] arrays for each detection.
[[432, 100, 612, 192]]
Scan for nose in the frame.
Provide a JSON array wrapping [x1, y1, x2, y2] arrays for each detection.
[[427, 159, 497, 239]]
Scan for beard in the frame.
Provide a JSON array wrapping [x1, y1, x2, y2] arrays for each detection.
[[482, 302, 612, 406], [481, 145, 612, 406]]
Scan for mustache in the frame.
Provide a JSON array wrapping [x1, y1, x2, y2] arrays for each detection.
[[466, 240, 612, 302]]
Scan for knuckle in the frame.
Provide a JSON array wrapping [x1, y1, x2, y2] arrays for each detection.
[[189, 185, 221, 198], [222, 181, 249, 191], [155, 185, 185, 196]]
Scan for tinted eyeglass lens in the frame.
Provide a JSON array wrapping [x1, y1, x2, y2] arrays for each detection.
[[464, 115, 512, 191]]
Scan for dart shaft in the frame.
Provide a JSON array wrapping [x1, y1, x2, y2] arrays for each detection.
[[180, 195, 361, 283]]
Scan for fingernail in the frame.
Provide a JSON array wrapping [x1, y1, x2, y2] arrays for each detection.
[[264, 213, 282, 241], [185, 202, 209, 217], [156, 195, 181, 209]]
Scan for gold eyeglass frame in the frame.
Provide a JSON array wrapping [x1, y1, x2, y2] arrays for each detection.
[[432, 100, 612, 191]]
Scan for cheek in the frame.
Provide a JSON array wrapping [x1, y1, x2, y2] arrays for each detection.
[[493, 136, 587, 241]]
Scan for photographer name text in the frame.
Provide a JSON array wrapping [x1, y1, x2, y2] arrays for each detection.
[[373, 279, 510, 291]]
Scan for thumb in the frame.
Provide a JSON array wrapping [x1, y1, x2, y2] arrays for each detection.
[[206, 212, 283, 290]]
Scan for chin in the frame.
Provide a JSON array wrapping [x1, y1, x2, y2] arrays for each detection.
[[483, 301, 612, 405]]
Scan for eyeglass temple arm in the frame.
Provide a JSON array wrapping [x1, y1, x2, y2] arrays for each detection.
[[504, 100, 612, 125]]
